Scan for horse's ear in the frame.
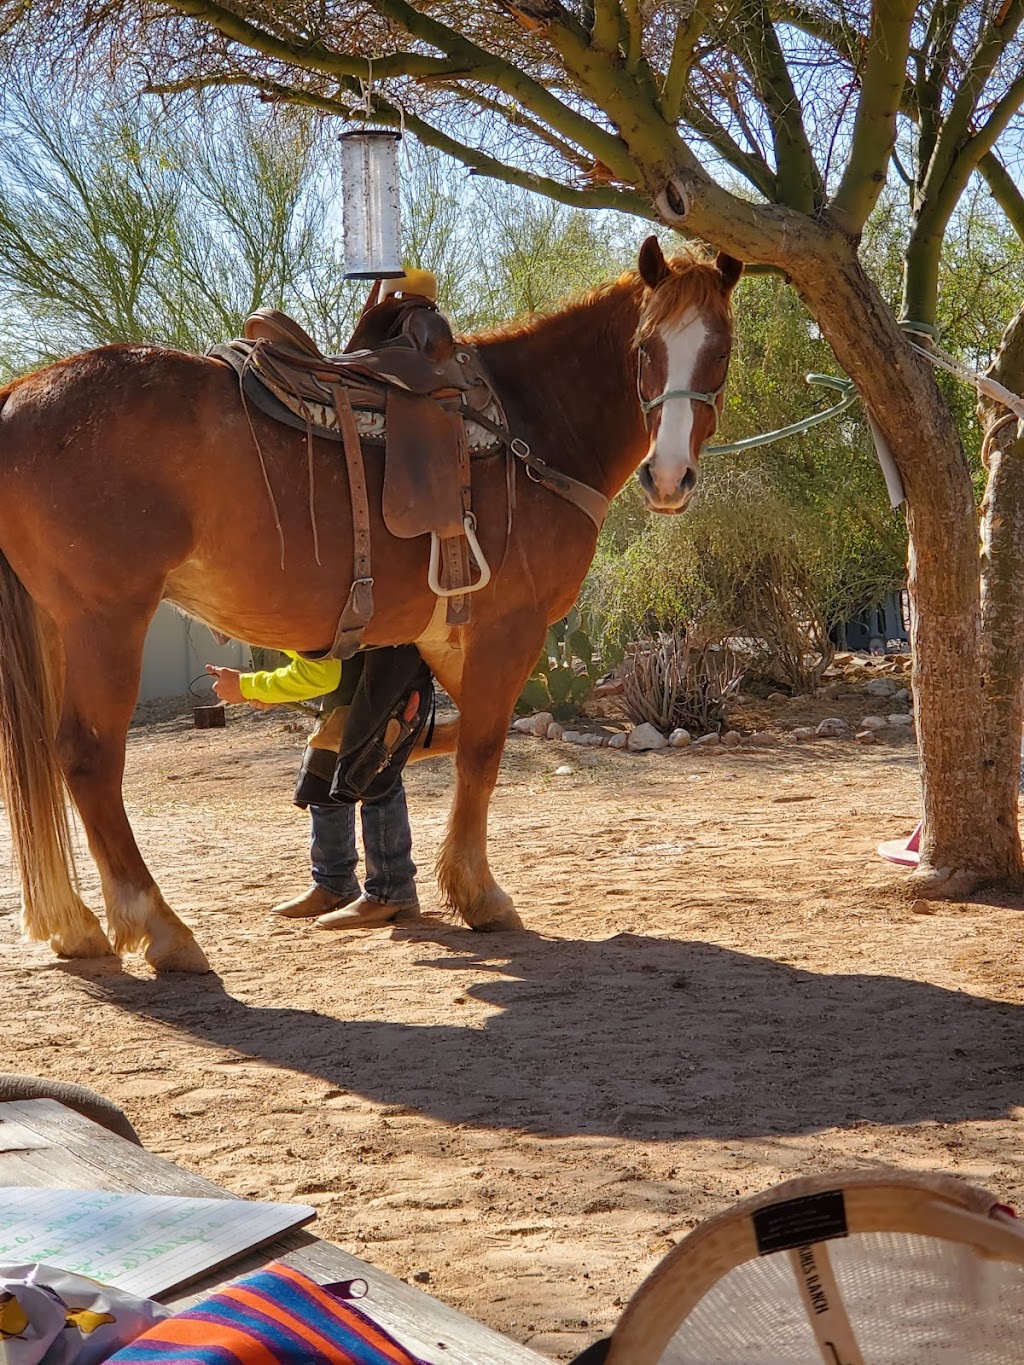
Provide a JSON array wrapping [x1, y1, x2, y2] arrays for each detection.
[[638, 235, 669, 288], [716, 251, 744, 291]]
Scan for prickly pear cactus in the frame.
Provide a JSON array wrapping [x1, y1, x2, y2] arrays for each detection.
[[515, 607, 619, 721]]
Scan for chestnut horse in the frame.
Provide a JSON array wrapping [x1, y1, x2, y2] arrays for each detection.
[[0, 237, 740, 973]]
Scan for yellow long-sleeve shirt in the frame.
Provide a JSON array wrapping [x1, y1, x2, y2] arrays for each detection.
[[238, 651, 342, 705]]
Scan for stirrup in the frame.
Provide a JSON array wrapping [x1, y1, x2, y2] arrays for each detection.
[[427, 514, 491, 598]]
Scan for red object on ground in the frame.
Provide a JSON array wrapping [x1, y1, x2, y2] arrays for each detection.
[[877, 821, 921, 866]]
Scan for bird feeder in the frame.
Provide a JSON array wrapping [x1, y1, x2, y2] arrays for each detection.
[[339, 129, 403, 279]]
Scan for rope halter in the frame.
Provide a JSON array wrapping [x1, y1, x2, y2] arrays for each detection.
[[638, 376, 728, 437]]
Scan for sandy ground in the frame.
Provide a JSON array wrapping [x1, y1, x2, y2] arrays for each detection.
[[3, 696, 1024, 1361]]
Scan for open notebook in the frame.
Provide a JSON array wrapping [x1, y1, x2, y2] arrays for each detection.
[[0, 1187, 316, 1298]]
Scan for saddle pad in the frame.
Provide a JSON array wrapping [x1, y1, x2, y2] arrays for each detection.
[[105, 1262, 428, 1365], [382, 390, 466, 540], [211, 345, 504, 453]]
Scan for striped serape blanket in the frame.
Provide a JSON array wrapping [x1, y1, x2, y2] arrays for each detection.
[[106, 1262, 429, 1365]]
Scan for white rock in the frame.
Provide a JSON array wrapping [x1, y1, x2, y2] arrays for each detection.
[[789, 726, 818, 741], [669, 728, 691, 748], [554, 765, 574, 776], [512, 716, 535, 733], [692, 732, 720, 747], [579, 732, 607, 747], [547, 722, 564, 741], [721, 730, 742, 748], [892, 688, 910, 702], [530, 711, 554, 737], [859, 715, 889, 731], [864, 678, 898, 697], [888, 713, 914, 727], [816, 717, 849, 737], [628, 722, 668, 752], [747, 731, 774, 747], [561, 730, 582, 744], [608, 731, 629, 750]]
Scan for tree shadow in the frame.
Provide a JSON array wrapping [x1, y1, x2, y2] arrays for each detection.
[[76, 927, 1024, 1141]]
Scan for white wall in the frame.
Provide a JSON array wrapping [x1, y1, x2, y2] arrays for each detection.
[[139, 604, 252, 703]]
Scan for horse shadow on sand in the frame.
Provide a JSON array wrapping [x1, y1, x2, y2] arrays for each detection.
[[74, 927, 1024, 1143]]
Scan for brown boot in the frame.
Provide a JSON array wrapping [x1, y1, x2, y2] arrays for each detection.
[[315, 894, 421, 931], [271, 885, 356, 919]]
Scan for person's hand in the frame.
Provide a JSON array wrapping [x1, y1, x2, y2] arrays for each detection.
[[204, 664, 247, 705]]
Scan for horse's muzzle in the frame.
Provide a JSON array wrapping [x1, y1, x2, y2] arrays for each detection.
[[637, 461, 697, 513]]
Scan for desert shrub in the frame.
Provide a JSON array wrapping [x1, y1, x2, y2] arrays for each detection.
[[620, 632, 743, 735]]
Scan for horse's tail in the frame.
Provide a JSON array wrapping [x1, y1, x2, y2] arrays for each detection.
[[0, 549, 87, 946]]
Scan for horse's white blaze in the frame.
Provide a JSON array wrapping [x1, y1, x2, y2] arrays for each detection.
[[646, 315, 708, 501]]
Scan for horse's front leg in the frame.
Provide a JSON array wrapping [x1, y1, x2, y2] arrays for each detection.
[[58, 616, 211, 974], [435, 616, 545, 931]]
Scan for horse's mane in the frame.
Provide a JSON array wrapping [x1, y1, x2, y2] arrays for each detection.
[[463, 247, 732, 349], [461, 273, 640, 348]]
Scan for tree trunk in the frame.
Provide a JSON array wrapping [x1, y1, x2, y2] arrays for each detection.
[[656, 173, 1023, 893], [977, 306, 1024, 887], [792, 241, 1021, 893]]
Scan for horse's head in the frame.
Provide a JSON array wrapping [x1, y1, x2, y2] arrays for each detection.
[[634, 236, 743, 513]]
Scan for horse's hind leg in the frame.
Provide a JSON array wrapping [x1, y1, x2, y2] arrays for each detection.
[[436, 616, 544, 931], [57, 615, 210, 974]]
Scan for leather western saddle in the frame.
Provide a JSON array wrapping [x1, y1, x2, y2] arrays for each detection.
[[210, 291, 610, 660], [211, 292, 508, 658]]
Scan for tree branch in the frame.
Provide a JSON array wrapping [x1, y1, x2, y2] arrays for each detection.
[[737, 5, 822, 212], [146, 71, 658, 218], [831, 1, 916, 235], [917, 0, 960, 177], [589, 0, 623, 56], [681, 93, 777, 200], [660, 8, 705, 123], [147, 0, 460, 81], [435, 83, 594, 171], [770, 3, 856, 64], [979, 150, 1024, 241], [919, 0, 1024, 205]]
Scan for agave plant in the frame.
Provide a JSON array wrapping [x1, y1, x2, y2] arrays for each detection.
[[620, 632, 743, 735]]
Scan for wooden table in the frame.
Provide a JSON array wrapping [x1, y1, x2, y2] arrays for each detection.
[[0, 1099, 550, 1365]]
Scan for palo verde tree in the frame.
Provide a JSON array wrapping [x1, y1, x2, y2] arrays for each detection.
[[3, 1, 1024, 894]]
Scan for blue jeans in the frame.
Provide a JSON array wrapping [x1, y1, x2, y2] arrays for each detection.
[[309, 781, 417, 905]]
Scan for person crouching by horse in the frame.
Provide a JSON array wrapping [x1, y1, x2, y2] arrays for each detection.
[[205, 647, 432, 930]]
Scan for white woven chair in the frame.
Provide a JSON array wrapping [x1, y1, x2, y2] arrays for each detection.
[[604, 1168, 1024, 1364]]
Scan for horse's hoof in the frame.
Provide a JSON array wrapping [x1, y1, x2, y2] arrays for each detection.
[[145, 937, 211, 974], [472, 911, 526, 932], [49, 924, 115, 959], [464, 889, 524, 932]]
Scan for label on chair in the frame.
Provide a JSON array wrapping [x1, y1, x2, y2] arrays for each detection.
[[753, 1191, 848, 1255]]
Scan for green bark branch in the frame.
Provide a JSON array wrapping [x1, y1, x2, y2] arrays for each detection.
[[147, 0, 460, 81], [622, 0, 643, 71], [918, 0, 1024, 206], [660, 10, 704, 122], [979, 150, 1024, 241], [424, 80, 594, 170], [737, 5, 822, 211], [145, 71, 657, 218], [917, 0, 959, 176], [681, 95, 777, 200], [770, 3, 856, 62], [352, 0, 639, 180], [589, 0, 623, 56], [830, 2, 916, 234]]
